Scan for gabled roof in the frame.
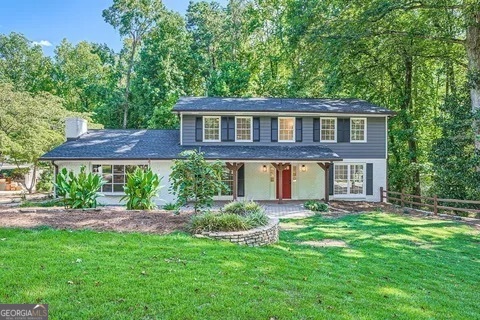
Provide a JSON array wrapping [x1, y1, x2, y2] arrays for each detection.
[[173, 97, 395, 115], [40, 129, 342, 161]]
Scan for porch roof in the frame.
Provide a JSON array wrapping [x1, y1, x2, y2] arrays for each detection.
[[40, 129, 342, 161]]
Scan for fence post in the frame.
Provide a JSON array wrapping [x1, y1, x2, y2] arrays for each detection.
[[401, 188, 405, 208], [433, 194, 438, 215], [380, 187, 384, 203]]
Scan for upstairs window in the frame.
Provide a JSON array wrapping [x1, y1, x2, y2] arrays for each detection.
[[235, 117, 252, 142], [278, 117, 295, 142], [321, 118, 336, 142], [93, 164, 148, 193], [203, 116, 220, 142], [351, 118, 367, 142]]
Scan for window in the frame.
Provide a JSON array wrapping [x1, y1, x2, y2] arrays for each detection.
[[334, 164, 365, 196], [220, 168, 234, 196], [321, 118, 336, 142], [351, 118, 367, 142], [203, 116, 220, 142], [235, 117, 252, 142], [278, 117, 295, 142], [92, 164, 147, 193]]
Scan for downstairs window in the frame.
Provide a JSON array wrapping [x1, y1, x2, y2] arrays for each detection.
[[334, 164, 365, 196], [92, 164, 148, 193]]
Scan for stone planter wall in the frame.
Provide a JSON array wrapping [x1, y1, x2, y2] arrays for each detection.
[[195, 218, 279, 246]]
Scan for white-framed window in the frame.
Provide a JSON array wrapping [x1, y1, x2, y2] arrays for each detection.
[[278, 117, 295, 142], [351, 118, 367, 142], [203, 116, 220, 142], [220, 167, 234, 196], [235, 116, 252, 142], [334, 163, 365, 196], [321, 118, 336, 142], [92, 164, 148, 193]]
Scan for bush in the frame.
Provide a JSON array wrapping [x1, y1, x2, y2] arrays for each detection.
[[121, 168, 162, 210], [189, 201, 269, 233], [163, 202, 179, 210], [189, 212, 249, 233], [304, 200, 329, 212], [20, 199, 63, 208], [222, 200, 263, 216], [36, 167, 54, 192], [55, 166, 106, 209]]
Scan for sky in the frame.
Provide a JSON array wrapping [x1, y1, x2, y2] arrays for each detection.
[[0, 0, 228, 56]]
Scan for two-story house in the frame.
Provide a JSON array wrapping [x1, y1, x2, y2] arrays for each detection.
[[41, 97, 394, 204]]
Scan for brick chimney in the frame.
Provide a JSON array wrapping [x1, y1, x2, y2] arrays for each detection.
[[65, 117, 88, 140]]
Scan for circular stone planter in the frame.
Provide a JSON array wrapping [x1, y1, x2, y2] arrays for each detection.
[[194, 217, 279, 246]]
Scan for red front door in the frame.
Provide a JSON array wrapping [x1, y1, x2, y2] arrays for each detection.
[[276, 165, 292, 199]]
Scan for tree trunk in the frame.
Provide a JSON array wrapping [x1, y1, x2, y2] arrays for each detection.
[[123, 40, 138, 129], [402, 53, 421, 196], [466, 8, 480, 148], [26, 162, 37, 194]]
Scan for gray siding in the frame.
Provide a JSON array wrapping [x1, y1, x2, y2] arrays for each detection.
[[182, 115, 386, 159]]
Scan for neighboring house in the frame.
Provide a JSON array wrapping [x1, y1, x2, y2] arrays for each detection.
[[40, 97, 394, 205]]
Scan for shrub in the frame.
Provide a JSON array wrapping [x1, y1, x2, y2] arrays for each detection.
[[222, 200, 263, 216], [163, 202, 179, 211], [36, 167, 54, 192], [304, 200, 329, 212], [189, 201, 269, 233], [55, 166, 106, 209], [121, 168, 162, 210], [169, 150, 228, 213], [20, 199, 63, 208], [189, 212, 249, 233]]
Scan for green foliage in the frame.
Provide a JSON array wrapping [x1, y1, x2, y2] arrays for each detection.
[[222, 200, 263, 216], [54, 166, 106, 209], [190, 200, 269, 233], [304, 200, 329, 212], [20, 199, 63, 208], [121, 167, 162, 210], [189, 212, 249, 233], [430, 92, 480, 200], [36, 166, 54, 192], [162, 202, 179, 211], [169, 150, 228, 213]]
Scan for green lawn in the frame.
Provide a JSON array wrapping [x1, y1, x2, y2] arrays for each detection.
[[0, 213, 479, 320]]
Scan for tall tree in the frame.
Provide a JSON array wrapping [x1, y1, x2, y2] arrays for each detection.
[[103, 0, 164, 128], [0, 32, 53, 93]]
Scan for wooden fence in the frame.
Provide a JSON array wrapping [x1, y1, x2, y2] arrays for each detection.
[[380, 187, 480, 216]]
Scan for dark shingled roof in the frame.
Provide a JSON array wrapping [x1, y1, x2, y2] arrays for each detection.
[[173, 97, 394, 115], [40, 129, 342, 161]]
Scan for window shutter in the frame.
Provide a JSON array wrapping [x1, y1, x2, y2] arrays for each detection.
[[221, 117, 228, 141], [295, 118, 303, 142], [237, 166, 245, 197], [195, 117, 203, 142], [329, 165, 334, 196], [366, 163, 373, 195], [313, 118, 320, 142], [337, 118, 350, 143], [271, 117, 278, 142], [253, 117, 260, 141], [228, 117, 235, 141]]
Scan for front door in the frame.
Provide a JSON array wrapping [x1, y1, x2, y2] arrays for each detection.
[[276, 165, 292, 199]]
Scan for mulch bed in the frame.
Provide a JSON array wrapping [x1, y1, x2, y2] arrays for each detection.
[[0, 207, 192, 234]]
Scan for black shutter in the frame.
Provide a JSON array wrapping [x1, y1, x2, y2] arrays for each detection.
[[366, 163, 373, 195], [221, 117, 228, 141], [337, 118, 350, 143], [313, 118, 320, 142], [329, 165, 334, 196], [228, 117, 235, 141], [237, 166, 245, 197], [271, 117, 278, 142], [253, 117, 260, 141], [295, 118, 303, 142], [195, 117, 203, 142]]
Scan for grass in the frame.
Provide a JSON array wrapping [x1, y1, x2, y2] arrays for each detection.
[[0, 212, 479, 319]]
